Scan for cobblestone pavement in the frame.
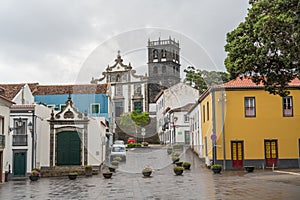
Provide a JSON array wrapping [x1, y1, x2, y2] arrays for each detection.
[[0, 146, 299, 200]]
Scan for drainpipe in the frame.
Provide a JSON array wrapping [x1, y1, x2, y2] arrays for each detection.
[[31, 111, 35, 170], [220, 91, 226, 170], [212, 90, 216, 165]]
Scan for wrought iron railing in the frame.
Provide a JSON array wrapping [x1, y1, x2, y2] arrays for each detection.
[[12, 134, 28, 146], [0, 134, 5, 148]]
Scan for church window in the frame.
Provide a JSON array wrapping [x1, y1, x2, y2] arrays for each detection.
[[162, 49, 166, 58], [153, 66, 158, 74], [153, 49, 158, 59], [111, 75, 116, 82], [134, 84, 141, 94], [116, 85, 123, 96]]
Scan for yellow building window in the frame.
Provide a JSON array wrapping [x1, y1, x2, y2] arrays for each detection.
[[244, 97, 256, 117]]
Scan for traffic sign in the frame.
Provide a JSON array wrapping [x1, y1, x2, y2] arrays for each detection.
[[211, 134, 216, 142]]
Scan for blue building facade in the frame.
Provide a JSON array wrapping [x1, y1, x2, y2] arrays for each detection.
[[33, 84, 109, 121]]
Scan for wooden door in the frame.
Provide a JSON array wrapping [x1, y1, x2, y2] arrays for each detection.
[[13, 151, 27, 176], [57, 131, 81, 166], [231, 141, 244, 168], [265, 140, 278, 167]]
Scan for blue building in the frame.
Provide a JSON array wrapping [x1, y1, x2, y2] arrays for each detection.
[[33, 84, 109, 120]]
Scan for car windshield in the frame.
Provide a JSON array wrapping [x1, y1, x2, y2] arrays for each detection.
[[114, 140, 124, 144], [112, 146, 126, 152]]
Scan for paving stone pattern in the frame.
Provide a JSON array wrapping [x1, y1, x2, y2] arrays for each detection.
[[0, 147, 299, 199]]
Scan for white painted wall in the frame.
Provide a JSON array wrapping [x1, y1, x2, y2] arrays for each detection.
[[188, 103, 203, 157], [12, 84, 34, 105], [88, 116, 107, 165], [0, 99, 13, 182]]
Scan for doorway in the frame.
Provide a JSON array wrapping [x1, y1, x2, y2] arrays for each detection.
[[231, 141, 244, 168], [264, 139, 278, 167]]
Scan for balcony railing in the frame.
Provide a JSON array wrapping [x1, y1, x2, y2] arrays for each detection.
[[12, 134, 28, 146], [0, 135, 5, 148]]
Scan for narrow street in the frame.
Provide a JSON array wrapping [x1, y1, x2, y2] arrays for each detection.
[[0, 146, 299, 199]]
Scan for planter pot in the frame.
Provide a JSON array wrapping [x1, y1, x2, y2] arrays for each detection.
[[183, 162, 191, 170], [172, 157, 180, 164], [111, 161, 119, 167], [174, 169, 184, 176], [167, 148, 173, 155], [108, 167, 116, 173], [212, 168, 222, 174], [142, 171, 152, 177], [29, 176, 39, 181], [103, 172, 113, 179], [175, 161, 183, 167], [85, 168, 93, 176], [244, 166, 255, 173], [68, 174, 78, 180]]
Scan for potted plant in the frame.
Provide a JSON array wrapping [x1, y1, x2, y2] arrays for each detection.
[[68, 172, 78, 180], [111, 160, 119, 167], [142, 142, 149, 147], [244, 166, 255, 173], [142, 166, 153, 177], [211, 164, 222, 174], [173, 166, 184, 176], [182, 162, 191, 170], [167, 147, 173, 155], [108, 165, 117, 173], [84, 165, 93, 176], [172, 155, 180, 164], [102, 171, 113, 179], [113, 157, 122, 162], [175, 161, 183, 167], [29, 170, 40, 181]]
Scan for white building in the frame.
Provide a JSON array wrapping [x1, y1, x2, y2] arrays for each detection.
[[0, 95, 14, 183], [155, 82, 199, 145], [91, 52, 148, 140], [187, 100, 203, 157]]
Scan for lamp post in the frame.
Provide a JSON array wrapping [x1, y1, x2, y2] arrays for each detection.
[[219, 91, 226, 170]]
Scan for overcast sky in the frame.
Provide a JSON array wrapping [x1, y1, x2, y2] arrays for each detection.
[[0, 0, 249, 84]]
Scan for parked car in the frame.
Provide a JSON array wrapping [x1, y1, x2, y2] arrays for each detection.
[[127, 137, 135, 144], [111, 144, 126, 161], [114, 140, 124, 145]]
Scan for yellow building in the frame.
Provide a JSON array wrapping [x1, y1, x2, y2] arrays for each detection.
[[200, 77, 300, 169]]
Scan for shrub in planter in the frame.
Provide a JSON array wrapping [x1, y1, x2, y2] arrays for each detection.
[[172, 155, 180, 164], [111, 161, 119, 167], [113, 157, 122, 162], [102, 172, 113, 179], [182, 162, 191, 170], [68, 172, 78, 180], [108, 165, 117, 173], [173, 166, 184, 176], [175, 161, 183, 167], [142, 166, 153, 177], [167, 147, 173, 155], [244, 166, 255, 173], [142, 142, 149, 147], [211, 164, 222, 174], [29, 170, 40, 181], [85, 165, 93, 176]]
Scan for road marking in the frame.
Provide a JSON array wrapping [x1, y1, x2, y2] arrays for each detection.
[[273, 170, 300, 176]]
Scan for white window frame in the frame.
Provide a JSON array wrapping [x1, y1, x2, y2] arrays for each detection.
[[244, 97, 256, 117], [283, 96, 293, 117]]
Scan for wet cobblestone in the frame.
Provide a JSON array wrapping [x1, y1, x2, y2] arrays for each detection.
[[0, 147, 299, 199]]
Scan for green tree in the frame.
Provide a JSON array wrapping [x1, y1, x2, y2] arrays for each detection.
[[225, 0, 300, 96], [184, 66, 230, 94], [120, 110, 150, 135]]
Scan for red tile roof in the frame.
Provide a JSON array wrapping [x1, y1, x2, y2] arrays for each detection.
[[0, 83, 38, 100], [33, 84, 107, 95], [218, 77, 300, 88]]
